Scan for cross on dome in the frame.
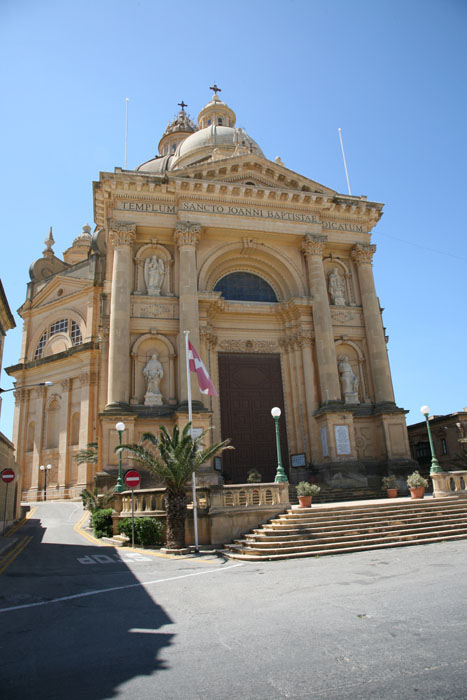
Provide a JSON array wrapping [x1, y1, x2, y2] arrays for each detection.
[[209, 83, 221, 96], [178, 100, 187, 111]]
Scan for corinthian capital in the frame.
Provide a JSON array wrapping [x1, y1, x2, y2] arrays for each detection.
[[351, 243, 376, 265], [174, 222, 201, 248], [301, 233, 327, 258], [108, 221, 136, 247]]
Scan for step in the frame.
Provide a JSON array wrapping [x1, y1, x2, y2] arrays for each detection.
[[248, 517, 467, 542], [240, 522, 467, 550], [224, 532, 467, 561]]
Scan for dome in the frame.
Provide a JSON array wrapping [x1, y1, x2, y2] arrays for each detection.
[[171, 124, 263, 170], [135, 90, 264, 173]]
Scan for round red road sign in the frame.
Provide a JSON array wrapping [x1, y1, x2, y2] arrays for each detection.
[[124, 470, 141, 489], [1, 468, 15, 484]]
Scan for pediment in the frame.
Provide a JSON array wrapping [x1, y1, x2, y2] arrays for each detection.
[[171, 154, 336, 196], [29, 275, 92, 310]]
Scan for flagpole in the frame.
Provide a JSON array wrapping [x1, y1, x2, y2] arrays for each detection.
[[184, 330, 199, 553]]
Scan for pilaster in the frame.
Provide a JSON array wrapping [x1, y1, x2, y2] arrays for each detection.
[[107, 221, 136, 407], [174, 222, 202, 405], [351, 243, 395, 405], [302, 234, 341, 403]]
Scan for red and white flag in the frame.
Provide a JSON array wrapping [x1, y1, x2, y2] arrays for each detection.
[[188, 340, 217, 396]]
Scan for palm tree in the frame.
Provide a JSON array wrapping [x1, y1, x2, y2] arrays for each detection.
[[80, 485, 114, 513], [119, 423, 231, 549], [74, 442, 98, 466]]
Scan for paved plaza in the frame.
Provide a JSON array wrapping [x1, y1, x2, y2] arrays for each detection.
[[1, 501, 467, 700]]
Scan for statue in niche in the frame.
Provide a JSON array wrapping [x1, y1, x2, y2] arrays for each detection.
[[144, 256, 165, 296], [143, 353, 164, 406], [338, 355, 359, 404], [328, 267, 346, 306]]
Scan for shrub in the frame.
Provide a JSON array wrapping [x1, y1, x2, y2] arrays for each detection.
[[296, 481, 321, 497], [117, 517, 165, 546], [247, 469, 262, 483], [91, 508, 114, 538], [382, 475, 398, 490], [407, 471, 429, 488]]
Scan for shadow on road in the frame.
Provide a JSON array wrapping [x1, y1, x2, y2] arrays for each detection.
[[1, 517, 175, 700]]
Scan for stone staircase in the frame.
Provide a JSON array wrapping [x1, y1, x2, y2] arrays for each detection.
[[288, 484, 388, 505], [224, 496, 467, 561]]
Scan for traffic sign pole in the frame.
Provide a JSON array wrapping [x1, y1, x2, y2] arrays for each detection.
[[1, 469, 16, 535], [123, 470, 141, 549]]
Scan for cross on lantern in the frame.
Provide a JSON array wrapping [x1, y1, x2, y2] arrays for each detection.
[[209, 83, 221, 96], [178, 100, 187, 111]]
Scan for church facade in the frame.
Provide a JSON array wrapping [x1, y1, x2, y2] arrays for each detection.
[[8, 89, 414, 501]]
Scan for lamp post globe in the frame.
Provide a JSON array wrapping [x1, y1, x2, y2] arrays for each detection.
[[420, 405, 442, 474], [115, 422, 126, 493], [271, 407, 288, 483]]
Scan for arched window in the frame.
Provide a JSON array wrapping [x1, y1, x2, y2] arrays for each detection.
[[70, 413, 80, 445], [46, 400, 60, 449], [33, 318, 83, 359], [214, 272, 278, 302], [26, 422, 35, 452]]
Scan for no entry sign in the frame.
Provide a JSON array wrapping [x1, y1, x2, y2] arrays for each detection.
[[1, 468, 15, 484], [124, 470, 141, 489]]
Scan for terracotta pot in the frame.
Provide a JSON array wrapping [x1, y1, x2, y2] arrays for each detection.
[[386, 489, 398, 498], [298, 495, 312, 508], [410, 486, 425, 499]]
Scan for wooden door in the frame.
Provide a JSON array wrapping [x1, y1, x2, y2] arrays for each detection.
[[218, 353, 288, 483]]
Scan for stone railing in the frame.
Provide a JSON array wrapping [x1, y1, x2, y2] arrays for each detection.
[[431, 471, 467, 498], [112, 482, 290, 544], [209, 483, 289, 511]]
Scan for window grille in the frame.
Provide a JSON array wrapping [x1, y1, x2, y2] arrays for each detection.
[[34, 331, 47, 359], [50, 319, 68, 336], [214, 272, 278, 302], [71, 321, 82, 345]]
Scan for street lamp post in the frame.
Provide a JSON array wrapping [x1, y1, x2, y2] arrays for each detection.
[[420, 405, 442, 474], [115, 422, 126, 492], [39, 464, 52, 501], [271, 407, 288, 483], [0, 381, 53, 394]]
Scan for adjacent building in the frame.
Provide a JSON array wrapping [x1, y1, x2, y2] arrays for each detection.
[[7, 89, 415, 501], [0, 280, 18, 525], [408, 409, 467, 475]]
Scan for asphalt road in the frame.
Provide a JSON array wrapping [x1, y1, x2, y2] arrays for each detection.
[[1, 501, 467, 700]]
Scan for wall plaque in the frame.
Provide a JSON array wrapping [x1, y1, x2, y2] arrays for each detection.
[[335, 425, 351, 455]]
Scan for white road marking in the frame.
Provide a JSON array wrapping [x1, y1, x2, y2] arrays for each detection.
[[0, 563, 245, 614], [129, 628, 161, 634], [77, 553, 151, 564]]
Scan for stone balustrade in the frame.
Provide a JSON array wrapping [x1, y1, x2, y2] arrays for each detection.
[[431, 471, 467, 498], [112, 482, 290, 544]]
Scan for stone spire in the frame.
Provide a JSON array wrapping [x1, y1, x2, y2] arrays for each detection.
[[43, 227, 55, 259]]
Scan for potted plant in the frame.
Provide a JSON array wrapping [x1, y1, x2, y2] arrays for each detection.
[[247, 469, 262, 483], [406, 470, 429, 499], [296, 481, 321, 508], [381, 475, 398, 498]]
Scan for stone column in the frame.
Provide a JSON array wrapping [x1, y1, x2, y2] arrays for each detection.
[[107, 222, 136, 407], [302, 234, 341, 403], [351, 243, 395, 404], [174, 222, 201, 404]]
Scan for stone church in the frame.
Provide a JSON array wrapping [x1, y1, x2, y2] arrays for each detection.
[[7, 87, 414, 501]]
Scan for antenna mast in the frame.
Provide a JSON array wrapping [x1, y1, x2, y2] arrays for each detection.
[[124, 97, 129, 169], [338, 127, 352, 195]]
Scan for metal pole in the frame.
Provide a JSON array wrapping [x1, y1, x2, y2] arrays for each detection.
[[273, 416, 288, 483], [115, 429, 125, 492], [185, 330, 199, 553], [131, 489, 135, 548], [2, 483, 8, 535], [44, 469, 47, 502], [424, 414, 442, 474]]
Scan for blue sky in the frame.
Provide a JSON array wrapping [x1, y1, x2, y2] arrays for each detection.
[[1, 0, 466, 439]]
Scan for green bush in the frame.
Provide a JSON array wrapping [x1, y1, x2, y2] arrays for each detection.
[[91, 508, 114, 538], [117, 517, 165, 546]]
